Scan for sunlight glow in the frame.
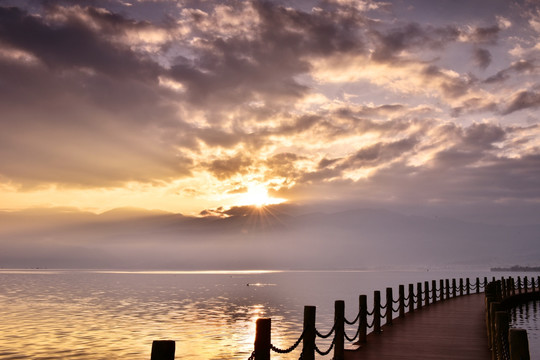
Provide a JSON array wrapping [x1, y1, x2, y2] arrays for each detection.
[[234, 185, 287, 207]]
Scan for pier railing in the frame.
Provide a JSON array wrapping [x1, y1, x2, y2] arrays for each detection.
[[249, 276, 490, 360], [486, 276, 540, 360]]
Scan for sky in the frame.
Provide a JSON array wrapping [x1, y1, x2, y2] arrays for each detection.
[[0, 0, 540, 225]]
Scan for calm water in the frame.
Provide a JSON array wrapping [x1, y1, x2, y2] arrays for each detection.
[[510, 299, 540, 359], [0, 269, 537, 360]]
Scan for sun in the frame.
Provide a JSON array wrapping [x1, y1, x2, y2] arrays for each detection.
[[235, 185, 286, 208]]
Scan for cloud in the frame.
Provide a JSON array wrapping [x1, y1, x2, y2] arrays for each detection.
[[206, 154, 253, 180], [473, 48, 492, 69], [502, 90, 540, 115]]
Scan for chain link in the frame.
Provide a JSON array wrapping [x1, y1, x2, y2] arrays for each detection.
[[315, 339, 335, 356], [344, 327, 360, 342], [270, 332, 304, 354], [316, 324, 335, 339], [344, 313, 360, 325]]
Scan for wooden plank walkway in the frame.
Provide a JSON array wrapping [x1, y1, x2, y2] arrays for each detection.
[[344, 293, 491, 360]]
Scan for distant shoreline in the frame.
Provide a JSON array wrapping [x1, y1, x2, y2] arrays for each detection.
[[491, 265, 540, 272]]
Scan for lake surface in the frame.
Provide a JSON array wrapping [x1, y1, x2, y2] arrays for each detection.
[[510, 299, 540, 359], [0, 269, 537, 359]]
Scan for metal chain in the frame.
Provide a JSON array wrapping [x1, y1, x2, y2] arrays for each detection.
[[344, 327, 360, 342], [345, 312, 360, 325], [247, 350, 255, 360], [316, 324, 335, 339], [366, 308, 374, 316], [366, 317, 374, 329], [270, 332, 304, 354], [315, 339, 335, 356]]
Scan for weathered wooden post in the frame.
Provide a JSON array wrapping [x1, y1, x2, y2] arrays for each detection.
[[408, 284, 415, 313], [532, 277, 536, 292], [424, 281, 429, 307], [334, 300, 345, 360], [524, 276, 528, 292], [398, 285, 405, 318], [484, 277, 488, 290], [373, 291, 382, 333], [303, 306, 316, 360], [495, 280, 502, 301], [459, 278, 464, 296], [416, 282, 423, 310], [495, 311, 509, 360], [386, 287, 393, 325], [512, 277, 516, 296], [440, 279, 445, 300], [151, 340, 175, 360], [359, 295, 367, 343], [489, 302, 503, 353], [518, 276, 522, 293], [431, 280, 437, 303], [446, 279, 450, 298], [502, 278, 507, 299], [476, 277, 480, 294], [452, 279, 457, 298], [255, 318, 271, 360], [509, 328, 530, 360], [466, 278, 470, 295], [484, 281, 497, 347]]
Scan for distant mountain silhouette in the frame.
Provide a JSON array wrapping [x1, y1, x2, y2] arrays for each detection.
[[0, 206, 538, 269]]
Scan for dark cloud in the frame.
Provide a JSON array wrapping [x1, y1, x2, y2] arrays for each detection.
[[473, 48, 492, 69], [371, 23, 459, 62], [206, 154, 253, 180], [485, 60, 537, 84], [0, 6, 159, 78], [469, 25, 501, 44], [502, 90, 540, 115]]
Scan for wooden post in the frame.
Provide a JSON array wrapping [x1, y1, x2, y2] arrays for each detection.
[[408, 284, 415, 313], [524, 276, 528, 292], [452, 279, 457, 298], [374, 291, 382, 333], [532, 277, 536, 292], [424, 281, 429, 307], [417, 282, 423, 310], [512, 278, 516, 296], [484, 277, 488, 290], [398, 285, 405, 318], [459, 278, 464, 296], [303, 306, 316, 360], [476, 277, 480, 294], [509, 328, 530, 360], [518, 276, 522, 293], [334, 300, 345, 360], [386, 287, 393, 325], [495, 311, 509, 360], [446, 279, 450, 298], [431, 280, 437, 303], [502, 278, 507, 299], [440, 279, 445, 300], [151, 340, 175, 360], [255, 318, 271, 360], [495, 280, 502, 301], [359, 295, 367, 343], [466, 278, 470, 295], [489, 302, 503, 353]]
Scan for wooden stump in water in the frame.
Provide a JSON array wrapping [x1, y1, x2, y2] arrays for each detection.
[[151, 340, 175, 360]]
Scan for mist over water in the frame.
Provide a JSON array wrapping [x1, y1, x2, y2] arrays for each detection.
[[0, 269, 537, 360]]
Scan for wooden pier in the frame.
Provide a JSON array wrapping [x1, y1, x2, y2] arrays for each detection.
[[246, 276, 539, 360], [344, 293, 490, 359]]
